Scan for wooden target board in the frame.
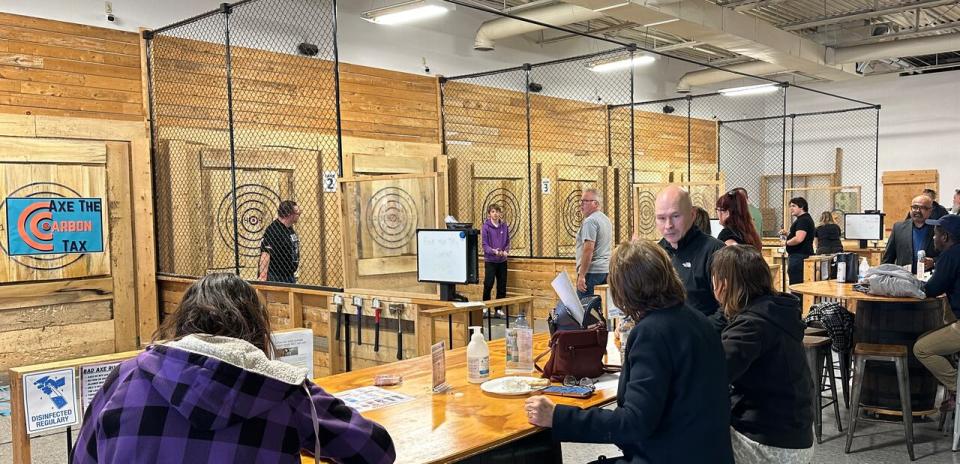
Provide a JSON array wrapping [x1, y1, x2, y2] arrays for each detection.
[[0, 137, 114, 283], [342, 174, 439, 277], [632, 179, 725, 242], [470, 162, 528, 257], [202, 167, 293, 279], [540, 165, 611, 257]]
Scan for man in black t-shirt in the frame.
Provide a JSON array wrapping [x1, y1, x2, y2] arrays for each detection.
[[780, 197, 815, 286], [258, 200, 301, 283]]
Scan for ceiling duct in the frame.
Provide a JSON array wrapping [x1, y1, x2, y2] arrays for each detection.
[[474, 3, 604, 51], [675, 61, 787, 92]]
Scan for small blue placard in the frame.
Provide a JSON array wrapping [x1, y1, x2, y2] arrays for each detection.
[[6, 198, 104, 255]]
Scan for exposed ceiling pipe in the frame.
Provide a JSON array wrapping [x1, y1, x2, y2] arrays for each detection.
[[829, 33, 960, 64], [675, 61, 787, 92], [474, 3, 604, 51], [675, 33, 960, 91]]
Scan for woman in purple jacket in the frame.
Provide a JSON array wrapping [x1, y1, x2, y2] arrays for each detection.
[[481, 204, 510, 315], [74, 273, 395, 464]]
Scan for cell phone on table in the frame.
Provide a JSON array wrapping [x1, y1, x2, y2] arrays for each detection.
[[541, 385, 594, 398]]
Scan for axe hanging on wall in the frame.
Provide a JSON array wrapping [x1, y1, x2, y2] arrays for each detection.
[[390, 303, 404, 360], [352, 296, 364, 346], [372, 298, 382, 352], [334, 294, 344, 341]]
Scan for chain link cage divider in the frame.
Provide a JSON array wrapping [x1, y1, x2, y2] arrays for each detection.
[[146, 0, 343, 289], [442, 41, 879, 259]]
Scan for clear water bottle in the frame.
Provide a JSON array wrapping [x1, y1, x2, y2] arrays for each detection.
[[506, 311, 533, 373], [858, 257, 869, 283], [917, 250, 926, 279], [617, 316, 636, 362]]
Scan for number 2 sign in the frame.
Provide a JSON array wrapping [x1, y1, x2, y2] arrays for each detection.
[[323, 172, 338, 193]]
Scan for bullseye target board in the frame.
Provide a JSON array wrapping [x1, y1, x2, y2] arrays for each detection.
[[343, 175, 438, 277], [549, 166, 610, 257], [470, 162, 528, 257], [632, 180, 724, 242], [0, 163, 110, 283], [202, 168, 293, 279]]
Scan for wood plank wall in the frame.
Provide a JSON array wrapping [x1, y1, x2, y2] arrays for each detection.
[[0, 13, 143, 120], [149, 34, 439, 143]]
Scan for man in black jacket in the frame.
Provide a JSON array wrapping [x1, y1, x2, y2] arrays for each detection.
[[914, 215, 960, 409], [884, 194, 939, 274], [655, 185, 725, 325]]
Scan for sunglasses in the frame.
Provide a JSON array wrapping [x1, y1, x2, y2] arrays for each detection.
[[562, 375, 596, 388]]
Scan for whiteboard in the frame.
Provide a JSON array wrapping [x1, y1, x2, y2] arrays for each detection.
[[417, 230, 468, 283], [844, 213, 883, 240], [709, 219, 722, 239]]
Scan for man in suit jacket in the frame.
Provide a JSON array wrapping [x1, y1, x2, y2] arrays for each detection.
[[884, 194, 939, 273]]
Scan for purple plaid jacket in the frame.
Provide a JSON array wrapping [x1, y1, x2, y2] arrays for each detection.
[[74, 338, 395, 463]]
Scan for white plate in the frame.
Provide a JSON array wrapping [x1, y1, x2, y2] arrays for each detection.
[[480, 376, 549, 396]]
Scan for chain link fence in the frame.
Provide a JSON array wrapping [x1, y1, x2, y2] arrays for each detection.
[[443, 48, 878, 251], [146, 0, 343, 288]]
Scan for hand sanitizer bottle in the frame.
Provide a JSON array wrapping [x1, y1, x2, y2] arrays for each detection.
[[467, 326, 489, 384]]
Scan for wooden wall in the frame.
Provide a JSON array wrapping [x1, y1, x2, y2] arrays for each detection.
[[0, 13, 143, 120], [0, 14, 156, 377]]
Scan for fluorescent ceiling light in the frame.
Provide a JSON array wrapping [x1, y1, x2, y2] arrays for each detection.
[[643, 18, 679, 28], [593, 2, 631, 12], [361, 0, 452, 25], [588, 55, 656, 72], [718, 83, 779, 96]]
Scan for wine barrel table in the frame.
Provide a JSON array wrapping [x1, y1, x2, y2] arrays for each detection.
[[790, 280, 945, 415]]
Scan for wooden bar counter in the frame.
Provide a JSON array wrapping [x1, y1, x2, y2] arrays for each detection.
[[790, 280, 944, 415], [302, 333, 620, 463]]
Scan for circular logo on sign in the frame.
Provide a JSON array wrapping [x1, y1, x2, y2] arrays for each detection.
[[1, 182, 86, 270]]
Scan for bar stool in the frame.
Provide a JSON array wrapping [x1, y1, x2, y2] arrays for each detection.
[[805, 325, 851, 408], [804, 335, 842, 443], [845, 342, 914, 461]]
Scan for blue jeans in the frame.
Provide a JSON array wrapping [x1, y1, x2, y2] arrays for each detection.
[[578, 273, 608, 300]]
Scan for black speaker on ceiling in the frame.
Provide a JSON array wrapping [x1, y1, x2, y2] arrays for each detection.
[[297, 42, 319, 57], [663, 105, 675, 114]]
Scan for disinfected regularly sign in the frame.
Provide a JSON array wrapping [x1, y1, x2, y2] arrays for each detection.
[[5, 198, 103, 255], [23, 368, 80, 434]]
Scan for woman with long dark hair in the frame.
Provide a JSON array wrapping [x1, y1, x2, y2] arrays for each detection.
[[815, 211, 843, 255], [716, 190, 762, 251], [713, 246, 814, 463], [75, 273, 395, 464]]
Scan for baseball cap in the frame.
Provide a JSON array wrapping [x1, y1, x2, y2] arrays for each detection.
[[926, 215, 960, 238]]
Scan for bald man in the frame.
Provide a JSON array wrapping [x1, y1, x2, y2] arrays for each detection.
[[655, 185, 726, 322], [884, 194, 940, 273]]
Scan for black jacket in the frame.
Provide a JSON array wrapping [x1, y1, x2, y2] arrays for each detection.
[[658, 228, 725, 318], [553, 304, 734, 464], [722, 293, 814, 449], [883, 219, 939, 273], [925, 243, 960, 319]]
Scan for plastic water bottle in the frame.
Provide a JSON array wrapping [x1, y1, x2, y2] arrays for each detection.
[[858, 257, 869, 283], [506, 311, 533, 373], [467, 326, 490, 384], [917, 250, 926, 279], [837, 261, 847, 283]]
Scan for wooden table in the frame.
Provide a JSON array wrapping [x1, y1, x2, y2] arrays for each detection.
[[790, 280, 944, 415], [303, 333, 621, 463]]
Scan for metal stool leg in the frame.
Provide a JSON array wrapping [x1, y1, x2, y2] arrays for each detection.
[[824, 348, 843, 432], [839, 350, 851, 408], [894, 356, 915, 461], [806, 346, 823, 443], [953, 370, 960, 451], [846, 356, 867, 454]]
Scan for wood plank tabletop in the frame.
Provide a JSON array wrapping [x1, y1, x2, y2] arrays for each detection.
[[789, 279, 937, 303], [303, 333, 621, 464]]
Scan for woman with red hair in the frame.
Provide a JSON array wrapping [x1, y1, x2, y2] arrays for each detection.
[[716, 190, 762, 251]]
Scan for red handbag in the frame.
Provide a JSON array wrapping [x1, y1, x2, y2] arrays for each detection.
[[535, 322, 619, 382]]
